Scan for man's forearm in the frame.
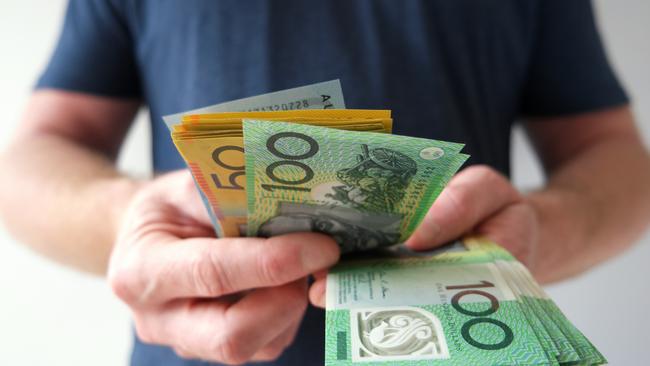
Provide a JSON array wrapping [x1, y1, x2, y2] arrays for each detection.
[[527, 135, 650, 283], [0, 134, 141, 274]]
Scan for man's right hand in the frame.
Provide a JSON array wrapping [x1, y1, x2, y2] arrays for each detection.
[[107, 171, 340, 364]]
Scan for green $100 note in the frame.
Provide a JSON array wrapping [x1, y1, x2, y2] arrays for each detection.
[[324, 242, 551, 365], [243, 120, 469, 253]]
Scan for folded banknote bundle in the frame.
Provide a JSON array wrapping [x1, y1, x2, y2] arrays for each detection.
[[166, 81, 605, 365]]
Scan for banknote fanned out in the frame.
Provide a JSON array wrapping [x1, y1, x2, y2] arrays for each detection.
[[243, 119, 469, 252], [324, 237, 606, 366], [172, 110, 392, 237], [166, 80, 348, 236]]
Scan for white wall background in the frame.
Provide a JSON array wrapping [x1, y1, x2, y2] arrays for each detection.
[[0, 1, 648, 365]]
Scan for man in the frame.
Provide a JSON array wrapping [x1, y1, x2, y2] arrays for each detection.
[[1, 1, 649, 365]]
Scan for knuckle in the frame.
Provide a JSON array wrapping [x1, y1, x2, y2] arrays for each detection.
[[107, 268, 131, 302], [257, 247, 296, 285], [468, 164, 498, 180], [471, 165, 501, 187], [258, 345, 286, 361], [190, 249, 230, 296], [444, 183, 475, 220], [133, 315, 156, 344], [173, 347, 194, 360], [213, 336, 250, 365], [468, 165, 521, 200], [107, 253, 143, 304]]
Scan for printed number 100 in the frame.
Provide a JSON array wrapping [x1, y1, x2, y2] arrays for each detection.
[[262, 132, 319, 193], [446, 281, 514, 351]]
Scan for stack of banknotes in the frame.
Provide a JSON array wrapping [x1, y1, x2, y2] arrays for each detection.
[[166, 80, 605, 365], [326, 238, 606, 365]]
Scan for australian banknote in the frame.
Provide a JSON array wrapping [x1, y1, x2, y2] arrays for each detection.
[[324, 238, 606, 365], [163, 79, 345, 129], [243, 119, 469, 252], [173, 110, 392, 237], [165, 80, 348, 236]]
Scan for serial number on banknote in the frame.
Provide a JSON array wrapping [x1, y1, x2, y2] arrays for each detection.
[[246, 95, 334, 112]]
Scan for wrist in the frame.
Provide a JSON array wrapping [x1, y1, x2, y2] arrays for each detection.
[[90, 176, 148, 251], [525, 187, 590, 281]]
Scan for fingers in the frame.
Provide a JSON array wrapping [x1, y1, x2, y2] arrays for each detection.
[[309, 276, 327, 308], [312, 269, 328, 281], [406, 165, 522, 250], [475, 202, 539, 269], [172, 308, 304, 363], [112, 170, 334, 364], [134, 280, 309, 365], [121, 170, 216, 237], [110, 232, 340, 305], [251, 313, 303, 361], [156, 170, 216, 227]]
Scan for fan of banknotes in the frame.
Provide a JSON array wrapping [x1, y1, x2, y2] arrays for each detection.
[[166, 80, 606, 365]]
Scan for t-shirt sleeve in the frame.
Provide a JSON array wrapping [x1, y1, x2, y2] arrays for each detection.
[[519, 0, 628, 117], [36, 0, 141, 98]]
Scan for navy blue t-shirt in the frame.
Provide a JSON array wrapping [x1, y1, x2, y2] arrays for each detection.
[[37, 1, 627, 365]]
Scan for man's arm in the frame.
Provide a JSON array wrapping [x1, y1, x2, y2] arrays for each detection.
[[0, 90, 141, 274], [525, 106, 650, 282], [406, 105, 650, 283]]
